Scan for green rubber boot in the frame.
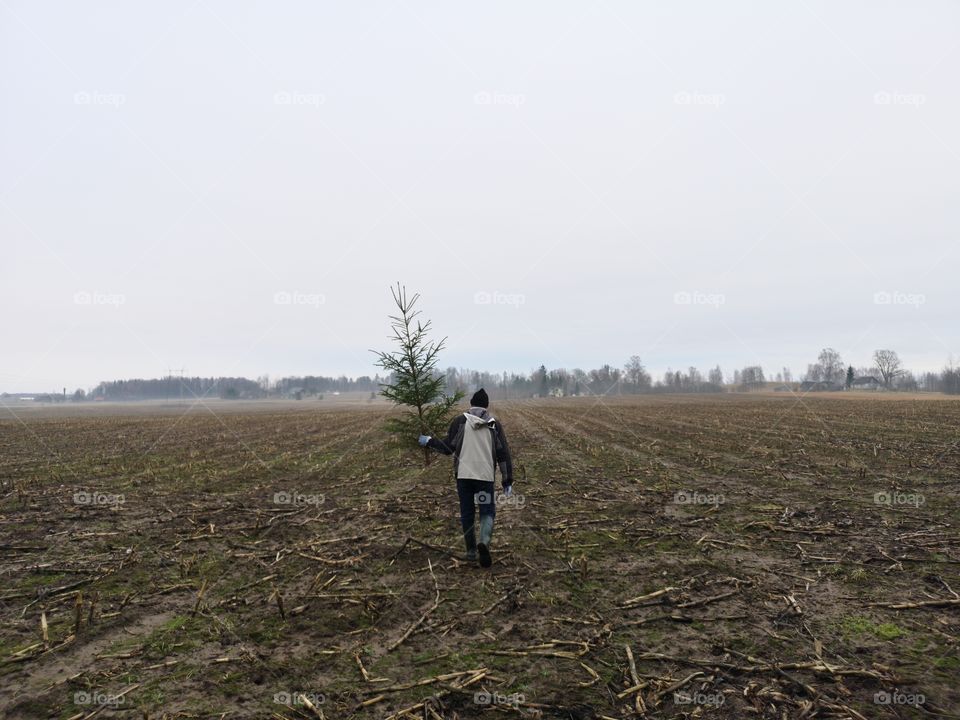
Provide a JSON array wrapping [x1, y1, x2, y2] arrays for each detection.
[[477, 515, 494, 568]]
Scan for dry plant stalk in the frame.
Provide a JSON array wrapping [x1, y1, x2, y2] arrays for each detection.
[[192, 578, 208, 615], [271, 587, 286, 620], [72, 592, 83, 637]]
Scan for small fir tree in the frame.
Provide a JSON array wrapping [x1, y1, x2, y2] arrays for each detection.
[[372, 284, 463, 465]]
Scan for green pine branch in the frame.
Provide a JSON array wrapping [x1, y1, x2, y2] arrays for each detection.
[[371, 284, 464, 463]]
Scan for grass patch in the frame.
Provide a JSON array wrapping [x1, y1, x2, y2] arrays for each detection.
[[841, 615, 906, 641]]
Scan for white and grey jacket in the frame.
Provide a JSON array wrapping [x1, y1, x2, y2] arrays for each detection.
[[426, 407, 513, 486]]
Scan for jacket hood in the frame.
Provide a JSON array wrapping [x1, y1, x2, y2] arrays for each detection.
[[464, 408, 495, 428]]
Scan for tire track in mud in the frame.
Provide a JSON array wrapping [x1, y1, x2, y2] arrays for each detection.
[[516, 400, 922, 504], [553, 404, 825, 491], [499, 404, 940, 690], [505, 403, 835, 521], [491, 404, 620, 579], [501, 402, 649, 514], [546, 399, 835, 472], [5, 399, 960, 717], [518, 399, 802, 475], [509, 402, 691, 478], [65, 411, 377, 492], [1, 607, 184, 716], [501, 402, 598, 479], [498, 403, 680, 596], [0, 409, 396, 720]]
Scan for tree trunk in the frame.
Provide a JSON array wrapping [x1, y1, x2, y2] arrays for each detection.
[[418, 406, 431, 466]]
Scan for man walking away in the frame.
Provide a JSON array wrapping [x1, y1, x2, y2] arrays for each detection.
[[418, 389, 513, 568]]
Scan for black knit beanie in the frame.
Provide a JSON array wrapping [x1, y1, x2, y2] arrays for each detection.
[[470, 388, 489, 408]]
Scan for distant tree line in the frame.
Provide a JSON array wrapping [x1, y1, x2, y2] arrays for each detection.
[[40, 350, 960, 402], [441, 350, 960, 398], [91, 376, 265, 401], [798, 347, 960, 393], [89, 374, 386, 401], [273, 375, 381, 395]]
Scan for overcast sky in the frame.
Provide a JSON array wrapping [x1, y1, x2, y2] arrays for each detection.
[[2, 1, 958, 393]]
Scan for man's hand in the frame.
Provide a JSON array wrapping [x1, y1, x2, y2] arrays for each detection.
[[503, 483, 513, 497], [418, 435, 431, 447]]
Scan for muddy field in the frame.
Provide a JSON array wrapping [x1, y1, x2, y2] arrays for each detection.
[[1, 395, 958, 719]]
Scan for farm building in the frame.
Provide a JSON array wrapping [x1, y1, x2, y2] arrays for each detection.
[[799, 380, 843, 392], [850, 376, 883, 390]]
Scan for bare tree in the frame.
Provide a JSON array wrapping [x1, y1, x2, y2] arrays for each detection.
[[943, 358, 960, 395], [740, 365, 765, 389], [873, 349, 903, 388], [590, 364, 620, 394], [708, 365, 724, 386], [623, 355, 651, 393], [818, 348, 844, 384]]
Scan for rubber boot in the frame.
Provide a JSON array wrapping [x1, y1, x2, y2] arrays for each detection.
[[463, 523, 477, 562], [477, 515, 494, 568]]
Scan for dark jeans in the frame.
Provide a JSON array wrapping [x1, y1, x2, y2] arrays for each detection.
[[456, 478, 496, 551]]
